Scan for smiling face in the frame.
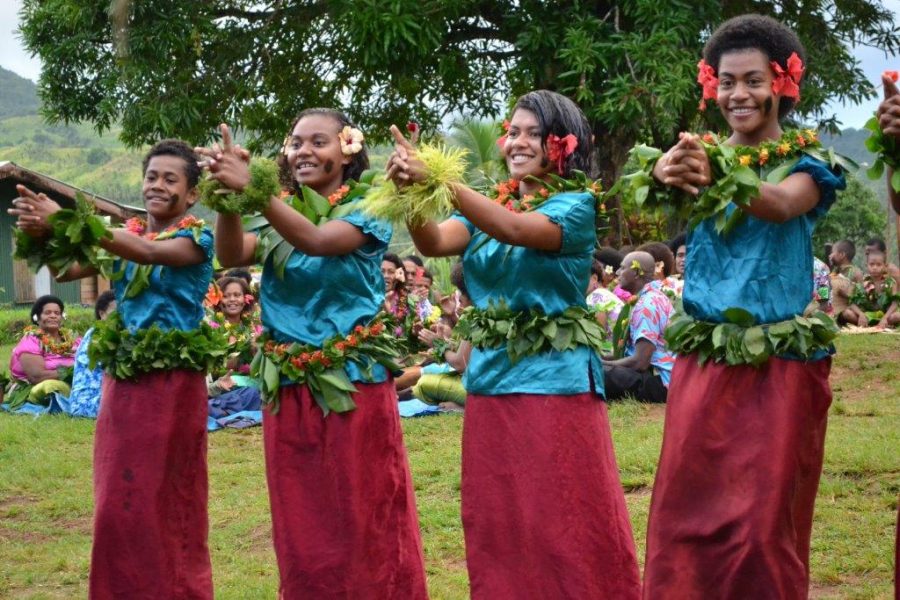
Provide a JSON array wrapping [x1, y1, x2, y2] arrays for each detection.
[[284, 114, 351, 196], [142, 155, 197, 229], [37, 302, 63, 333], [716, 49, 782, 146], [381, 260, 398, 291], [503, 108, 553, 181], [220, 282, 247, 320]]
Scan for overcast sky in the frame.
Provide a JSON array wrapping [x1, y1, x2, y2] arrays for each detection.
[[1, 0, 898, 129]]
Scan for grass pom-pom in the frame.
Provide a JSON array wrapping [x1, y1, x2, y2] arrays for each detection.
[[362, 143, 467, 226], [200, 158, 280, 215]]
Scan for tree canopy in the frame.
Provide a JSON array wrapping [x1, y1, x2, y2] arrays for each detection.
[[19, 0, 900, 182]]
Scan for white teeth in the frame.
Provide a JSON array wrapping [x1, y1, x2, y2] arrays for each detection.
[[731, 108, 755, 114], [510, 154, 532, 163], [297, 163, 316, 168]]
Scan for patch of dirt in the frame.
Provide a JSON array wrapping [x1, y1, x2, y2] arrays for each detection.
[[245, 523, 273, 554], [624, 485, 651, 497]]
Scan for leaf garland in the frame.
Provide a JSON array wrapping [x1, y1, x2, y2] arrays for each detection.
[[848, 275, 900, 318], [245, 172, 376, 279], [199, 158, 280, 214], [13, 192, 113, 278], [206, 310, 262, 376], [87, 311, 229, 380], [361, 143, 468, 226], [610, 129, 856, 235], [663, 308, 838, 367], [250, 314, 406, 416], [454, 299, 611, 364], [863, 115, 900, 191]]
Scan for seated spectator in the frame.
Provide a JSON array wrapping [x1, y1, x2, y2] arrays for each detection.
[[667, 233, 687, 279], [206, 276, 263, 417], [410, 261, 471, 410], [602, 252, 676, 403], [864, 237, 900, 279], [410, 267, 436, 305], [805, 256, 833, 316], [637, 241, 683, 298], [586, 259, 623, 335], [846, 249, 900, 328], [65, 290, 117, 418], [829, 239, 864, 283], [6, 295, 81, 408], [403, 254, 425, 284]]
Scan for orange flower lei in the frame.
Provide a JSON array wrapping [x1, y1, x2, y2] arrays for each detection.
[[123, 215, 204, 240], [489, 178, 550, 213], [701, 128, 820, 168], [23, 325, 77, 357]]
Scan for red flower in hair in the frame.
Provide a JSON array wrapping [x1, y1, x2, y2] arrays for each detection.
[[697, 59, 719, 111], [496, 120, 511, 152], [885, 70, 899, 83], [771, 52, 804, 100], [406, 121, 419, 133], [545, 134, 578, 175]]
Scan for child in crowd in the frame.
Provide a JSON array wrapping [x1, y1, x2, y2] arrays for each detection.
[[829, 239, 864, 283], [846, 249, 900, 328]]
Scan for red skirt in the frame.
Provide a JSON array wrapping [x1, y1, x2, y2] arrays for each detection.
[[263, 381, 427, 599], [643, 355, 832, 600], [90, 370, 212, 600], [462, 392, 641, 600]]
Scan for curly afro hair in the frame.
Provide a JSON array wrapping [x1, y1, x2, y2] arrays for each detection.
[[512, 90, 597, 178], [277, 108, 370, 193], [703, 14, 806, 119]]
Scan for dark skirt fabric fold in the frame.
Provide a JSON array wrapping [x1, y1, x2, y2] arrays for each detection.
[[643, 355, 832, 600], [462, 392, 641, 600], [90, 370, 212, 600], [264, 381, 427, 600]]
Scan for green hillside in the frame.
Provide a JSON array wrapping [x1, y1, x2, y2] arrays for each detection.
[[0, 67, 39, 119]]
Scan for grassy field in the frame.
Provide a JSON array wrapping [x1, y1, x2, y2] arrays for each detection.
[[0, 334, 897, 599]]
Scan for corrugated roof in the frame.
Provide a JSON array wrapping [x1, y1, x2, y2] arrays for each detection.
[[0, 160, 144, 219]]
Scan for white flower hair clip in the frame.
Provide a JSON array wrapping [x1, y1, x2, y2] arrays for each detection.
[[338, 126, 364, 156]]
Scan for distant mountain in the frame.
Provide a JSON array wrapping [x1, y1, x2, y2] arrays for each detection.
[[819, 127, 875, 170], [0, 67, 39, 119]]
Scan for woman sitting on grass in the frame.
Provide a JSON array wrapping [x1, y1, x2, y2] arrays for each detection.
[[5, 294, 80, 409]]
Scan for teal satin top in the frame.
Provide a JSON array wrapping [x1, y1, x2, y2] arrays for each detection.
[[683, 154, 845, 326], [454, 191, 605, 396], [114, 227, 215, 332], [259, 211, 393, 383]]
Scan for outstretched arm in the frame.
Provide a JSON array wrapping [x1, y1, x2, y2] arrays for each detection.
[[199, 123, 369, 257], [386, 125, 563, 252]]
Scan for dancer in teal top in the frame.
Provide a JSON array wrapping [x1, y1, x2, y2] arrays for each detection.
[[385, 90, 640, 599], [198, 112, 427, 599], [10, 139, 218, 599]]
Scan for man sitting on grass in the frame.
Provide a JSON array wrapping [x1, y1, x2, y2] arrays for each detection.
[[602, 251, 675, 403]]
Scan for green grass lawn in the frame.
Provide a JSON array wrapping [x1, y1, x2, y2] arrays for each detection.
[[1, 335, 897, 599]]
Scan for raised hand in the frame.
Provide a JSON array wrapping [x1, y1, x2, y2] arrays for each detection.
[[8, 184, 62, 236], [877, 73, 900, 138], [653, 132, 712, 195], [385, 124, 427, 186], [195, 123, 252, 193]]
